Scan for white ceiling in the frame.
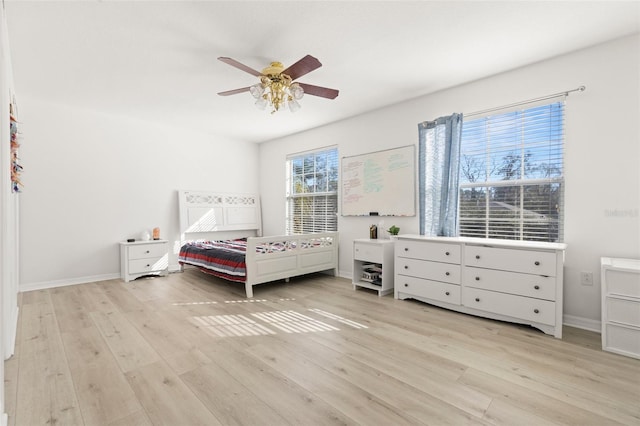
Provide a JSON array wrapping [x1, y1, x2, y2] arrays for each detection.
[[5, 1, 640, 144]]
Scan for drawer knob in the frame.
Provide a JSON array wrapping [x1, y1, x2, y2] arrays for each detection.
[[534, 261, 540, 266], [404, 247, 409, 251], [475, 297, 480, 302], [404, 265, 408, 269], [445, 251, 450, 256], [146, 264, 150, 267], [404, 283, 409, 287], [475, 255, 480, 260], [146, 250, 150, 254], [534, 309, 540, 314], [445, 291, 450, 296], [445, 272, 450, 276], [534, 285, 540, 290], [475, 276, 480, 281]]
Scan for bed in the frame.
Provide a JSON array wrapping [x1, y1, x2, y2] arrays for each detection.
[[178, 190, 338, 298]]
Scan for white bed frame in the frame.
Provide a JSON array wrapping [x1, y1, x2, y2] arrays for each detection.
[[178, 190, 338, 298]]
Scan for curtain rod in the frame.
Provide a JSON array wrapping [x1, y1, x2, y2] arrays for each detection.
[[465, 85, 586, 118]]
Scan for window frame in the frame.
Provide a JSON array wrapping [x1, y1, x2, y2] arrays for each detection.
[[457, 101, 565, 242], [285, 146, 339, 235]]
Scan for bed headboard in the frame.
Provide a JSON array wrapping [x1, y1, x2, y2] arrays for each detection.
[[178, 190, 262, 238]]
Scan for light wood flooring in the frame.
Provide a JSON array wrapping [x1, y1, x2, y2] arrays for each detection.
[[5, 269, 640, 426]]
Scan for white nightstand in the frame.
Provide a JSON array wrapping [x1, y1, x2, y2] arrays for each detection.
[[119, 240, 169, 282], [353, 238, 395, 296]]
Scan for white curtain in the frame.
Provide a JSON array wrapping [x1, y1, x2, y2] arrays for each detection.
[[418, 113, 463, 236]]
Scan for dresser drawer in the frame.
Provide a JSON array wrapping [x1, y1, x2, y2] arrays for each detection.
[[129, 257, 167, 274], [396, 240, 461, 263], [129, 243, 168, 260], [463, 287, 556, 326], [606, 297, 640, 327], [603, 323, 640, 359], [605, 268, 640, 298], [465, 245, 556, 276], [354, 242, 383, 263], [464, 267, 556, 301], [396, 258, 460, 284], [396, 275, 461, 305]]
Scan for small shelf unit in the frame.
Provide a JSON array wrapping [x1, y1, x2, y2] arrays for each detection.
[[352, 238, 395, 296]]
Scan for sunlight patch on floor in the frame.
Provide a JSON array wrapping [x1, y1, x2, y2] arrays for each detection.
[[251, 310, 339, 334], [188, 314, 276, 337], [308, 308, 368, 329], [188, 308, 367, 338], [174, 298, 296, 306]]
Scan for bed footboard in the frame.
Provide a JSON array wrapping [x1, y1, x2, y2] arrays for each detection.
[[243, 232, 338, 298]]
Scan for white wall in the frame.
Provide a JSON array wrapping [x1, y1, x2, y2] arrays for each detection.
[[18, 98, 259, 290], [259, 34, 640, 327], [0, 2, 17, 422]]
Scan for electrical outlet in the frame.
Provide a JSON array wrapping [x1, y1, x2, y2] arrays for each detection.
[[580, 271, 594, 286]]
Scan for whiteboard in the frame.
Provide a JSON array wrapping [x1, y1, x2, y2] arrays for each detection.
[[341, 145, 415, 216]]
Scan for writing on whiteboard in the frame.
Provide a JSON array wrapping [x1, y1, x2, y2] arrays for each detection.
[[341, 145, 415, 216]]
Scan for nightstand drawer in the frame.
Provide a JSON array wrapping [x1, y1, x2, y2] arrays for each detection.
[[354, 242, 383, 263], [129, 243, 168, 259], [129, 257, 167, 274]]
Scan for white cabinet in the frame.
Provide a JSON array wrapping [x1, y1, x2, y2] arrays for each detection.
[[395, 236, 566, 338], [353, 239, 395, 296], [601, 257, 640, 359], [120, 240, 169, 282]]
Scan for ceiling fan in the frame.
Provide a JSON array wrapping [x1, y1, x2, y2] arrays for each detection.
[[217, 54, 339, 113]]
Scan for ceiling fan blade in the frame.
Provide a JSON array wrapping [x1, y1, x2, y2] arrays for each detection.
[[282, 55, 322, 80], [298, 83, 339, 100], [218, 87, 251, 96], [218, 57, 262, 77]]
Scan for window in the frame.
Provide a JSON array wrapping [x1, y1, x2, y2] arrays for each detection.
[[286, 147, 338, 234], [458, 102, 564, 242]]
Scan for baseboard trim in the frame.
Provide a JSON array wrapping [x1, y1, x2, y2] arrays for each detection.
[[19, 273, 121, 292], [563, 314, 601, 333], [4, 306, 18, 360]]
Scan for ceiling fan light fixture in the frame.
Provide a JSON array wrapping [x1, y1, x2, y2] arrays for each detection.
[[255, 97, 268, 110], [290, 83, 304, 100], [217, 55, 339, 114], [249, 83, 265, 99], [288, 99, 301, 113]]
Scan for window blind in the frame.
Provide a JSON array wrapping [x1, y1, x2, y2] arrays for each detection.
[[458, 102, 564, 242], [286, 147, 339, 235]]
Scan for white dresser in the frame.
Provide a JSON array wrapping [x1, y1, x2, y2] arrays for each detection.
[[395, 236, 566, 338], [120, 240, 169, 282], [601, 257, 640, 359]]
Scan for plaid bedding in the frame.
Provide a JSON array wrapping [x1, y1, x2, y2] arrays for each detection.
[[178, 239, 249, 283]]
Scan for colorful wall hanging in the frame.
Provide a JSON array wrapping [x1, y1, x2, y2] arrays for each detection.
[[10, 102, 22, 193]]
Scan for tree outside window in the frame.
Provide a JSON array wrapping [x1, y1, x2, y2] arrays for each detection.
[[458, 102, 564, 242], [286, 147, 338, 234]]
